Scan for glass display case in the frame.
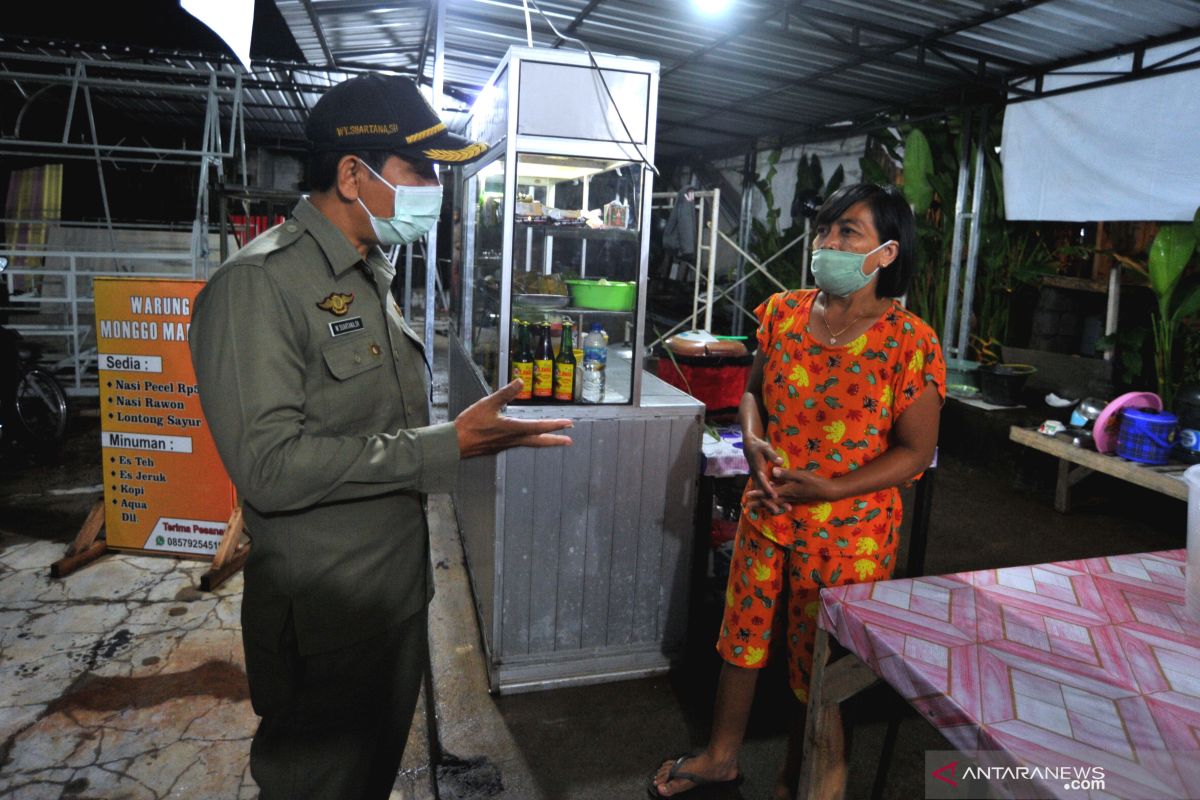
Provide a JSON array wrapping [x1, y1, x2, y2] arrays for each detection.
[[456, 46, 657, 407], [447, 48, 705, 693]]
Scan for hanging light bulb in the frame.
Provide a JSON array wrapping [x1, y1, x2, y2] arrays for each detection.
[[693, 0, 733, 14]]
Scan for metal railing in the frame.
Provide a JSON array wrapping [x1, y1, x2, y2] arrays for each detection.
[[1, 247, 196, 396]]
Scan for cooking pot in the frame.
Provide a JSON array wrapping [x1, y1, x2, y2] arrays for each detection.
[[978, 363, 1036, 406], [1069, 396, 1107, 429]]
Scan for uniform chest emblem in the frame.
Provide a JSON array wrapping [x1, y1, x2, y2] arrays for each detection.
[[317, 292, 355, 316]]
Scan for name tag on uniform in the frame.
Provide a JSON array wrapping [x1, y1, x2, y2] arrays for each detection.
[[329, 317, 364, 337]]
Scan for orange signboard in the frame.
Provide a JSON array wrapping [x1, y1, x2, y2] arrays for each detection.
[[94, 277, 235, 558]]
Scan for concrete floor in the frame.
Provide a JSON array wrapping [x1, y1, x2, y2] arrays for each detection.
[[0, 351, 1187, 799]]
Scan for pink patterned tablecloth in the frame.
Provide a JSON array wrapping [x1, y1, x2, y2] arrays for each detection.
[[701, 424, 749, 478], [819, 550, 1200, 800]]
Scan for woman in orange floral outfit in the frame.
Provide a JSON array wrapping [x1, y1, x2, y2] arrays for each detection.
[[651, 184, 945, 799]]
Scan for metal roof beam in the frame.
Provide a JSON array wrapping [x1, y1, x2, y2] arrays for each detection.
[[280, 67, 314, 128], [773, 15, 1019, 88], [299, 0, 337, 66], [290, 0, 425, 13], [417, 0, 436, 83], [1011, 23, 1200, 90], [785, 4, 1041, 72], [649, 108, 781, 138], [661, 1, 810, 79], [0, 49, 248, 82], [552, 0, 605, 48], [1007, 27, 1200, 103], [663, 62, 901, 109], [658, 97, 796, 128], [660, 0, 1048, 137], [1009, 56, 1200, 103], [332, 46, 417, 61], [751, 19, 1006, 90]]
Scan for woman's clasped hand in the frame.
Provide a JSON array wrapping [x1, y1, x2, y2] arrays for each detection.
[[744, 465, 835, 514]]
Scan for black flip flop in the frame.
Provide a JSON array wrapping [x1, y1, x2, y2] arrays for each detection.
[[647, 752, 745, 798]]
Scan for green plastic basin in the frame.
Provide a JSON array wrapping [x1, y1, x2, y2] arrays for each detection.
[[564, 278, 636, 311]]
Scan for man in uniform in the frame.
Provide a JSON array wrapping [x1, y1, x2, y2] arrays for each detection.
[[189, 74, 572, 800]]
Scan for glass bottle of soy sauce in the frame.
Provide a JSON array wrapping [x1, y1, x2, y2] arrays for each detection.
[[553, 321, 576, 403], [532, 323, 554, 401], [511, 320, 534, 402]]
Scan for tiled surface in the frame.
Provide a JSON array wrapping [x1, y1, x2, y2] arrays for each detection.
[[821, 550, 1200, 800], [0, 531, 433, 799], [0, 534, 258, 799]]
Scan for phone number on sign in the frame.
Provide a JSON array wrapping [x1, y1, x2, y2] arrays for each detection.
[[163, 535, 219, 551]]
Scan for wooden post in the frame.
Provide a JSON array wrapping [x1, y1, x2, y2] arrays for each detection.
[[797, 629, 879, 800], [1055, 459, 1073, 513], [50, 500, 109, 578], [49, 500, 247, 589], [200, 506, 249, 592]]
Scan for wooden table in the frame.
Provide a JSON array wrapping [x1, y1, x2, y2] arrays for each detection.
[[1009, 426, 1189, 512], [799, 550, 1200, 800]]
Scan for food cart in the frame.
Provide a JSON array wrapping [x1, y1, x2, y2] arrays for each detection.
[[448, 46, 704, 692]]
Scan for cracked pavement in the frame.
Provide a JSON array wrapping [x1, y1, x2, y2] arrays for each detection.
[[0, 530, 258, 799], [0, 414, 432, 799]]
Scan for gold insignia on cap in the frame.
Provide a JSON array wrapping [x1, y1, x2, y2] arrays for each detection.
[[317, 292, 355, 316], [421, 142, 489, 162], [405, 122, 447, 144], [336, 123, 400, 138]]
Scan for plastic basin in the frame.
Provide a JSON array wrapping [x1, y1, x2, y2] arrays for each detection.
[[565, 279, 636, 311], [945, 357, 981, 390], [978, 363, 1036, 406]]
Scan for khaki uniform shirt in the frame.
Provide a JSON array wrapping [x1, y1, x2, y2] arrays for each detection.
[[190, 198, 460, 656]]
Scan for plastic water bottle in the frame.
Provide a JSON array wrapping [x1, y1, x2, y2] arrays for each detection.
[[581, 323, 607, 403]]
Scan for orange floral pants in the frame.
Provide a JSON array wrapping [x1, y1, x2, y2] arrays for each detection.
[[715, 516, 898, 702]]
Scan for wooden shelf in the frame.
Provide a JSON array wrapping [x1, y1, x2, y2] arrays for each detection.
[[1039, 274, 1149, 292], [1009, 425, 1188, 512], [1039, 275, 1108, 293]]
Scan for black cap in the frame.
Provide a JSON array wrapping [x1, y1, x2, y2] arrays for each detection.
[[305, 73, 488, 164]]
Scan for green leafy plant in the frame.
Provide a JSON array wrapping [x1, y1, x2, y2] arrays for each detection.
[[1110, 207, 1200, 405], [865, 114, 1061, 356], [1096, 326, 1149, 388], [744, 149, 843, 311], [977, 226, 1058, 344], [902, 128, 934, 216], [862, 122, 960, 336], [1100, 327, 1149, 387]]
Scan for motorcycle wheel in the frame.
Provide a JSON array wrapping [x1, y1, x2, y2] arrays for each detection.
[[12, 368, 69, 444]]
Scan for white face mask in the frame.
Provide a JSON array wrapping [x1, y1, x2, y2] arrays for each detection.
[[357, 161, 443, 245]]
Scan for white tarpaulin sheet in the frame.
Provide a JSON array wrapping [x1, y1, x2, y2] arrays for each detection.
[[181, 0, 254, 71], [1003, 48, 1200, 222]]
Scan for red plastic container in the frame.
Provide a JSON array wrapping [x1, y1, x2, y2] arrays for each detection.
[[656, 354, 751, 412]]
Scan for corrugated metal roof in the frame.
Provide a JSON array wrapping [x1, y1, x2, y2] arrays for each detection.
[[3, 0, 1198, 161], [277, 0, 1200, 159]]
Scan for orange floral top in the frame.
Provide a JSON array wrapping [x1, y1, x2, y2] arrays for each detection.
[[742, 290, 945, 580]]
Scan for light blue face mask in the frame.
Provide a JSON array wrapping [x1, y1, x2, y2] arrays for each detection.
[[810, 240, 895, 297], [358, 162, 444, 246]]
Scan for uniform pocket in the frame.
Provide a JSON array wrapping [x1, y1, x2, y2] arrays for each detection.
[[321, 336, 384, 381]]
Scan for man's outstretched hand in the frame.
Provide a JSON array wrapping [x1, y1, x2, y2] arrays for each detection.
[[455, 379, 573, 458]]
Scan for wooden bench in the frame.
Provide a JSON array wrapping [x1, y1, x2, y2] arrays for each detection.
[[1009, 425, 1189, 512]]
